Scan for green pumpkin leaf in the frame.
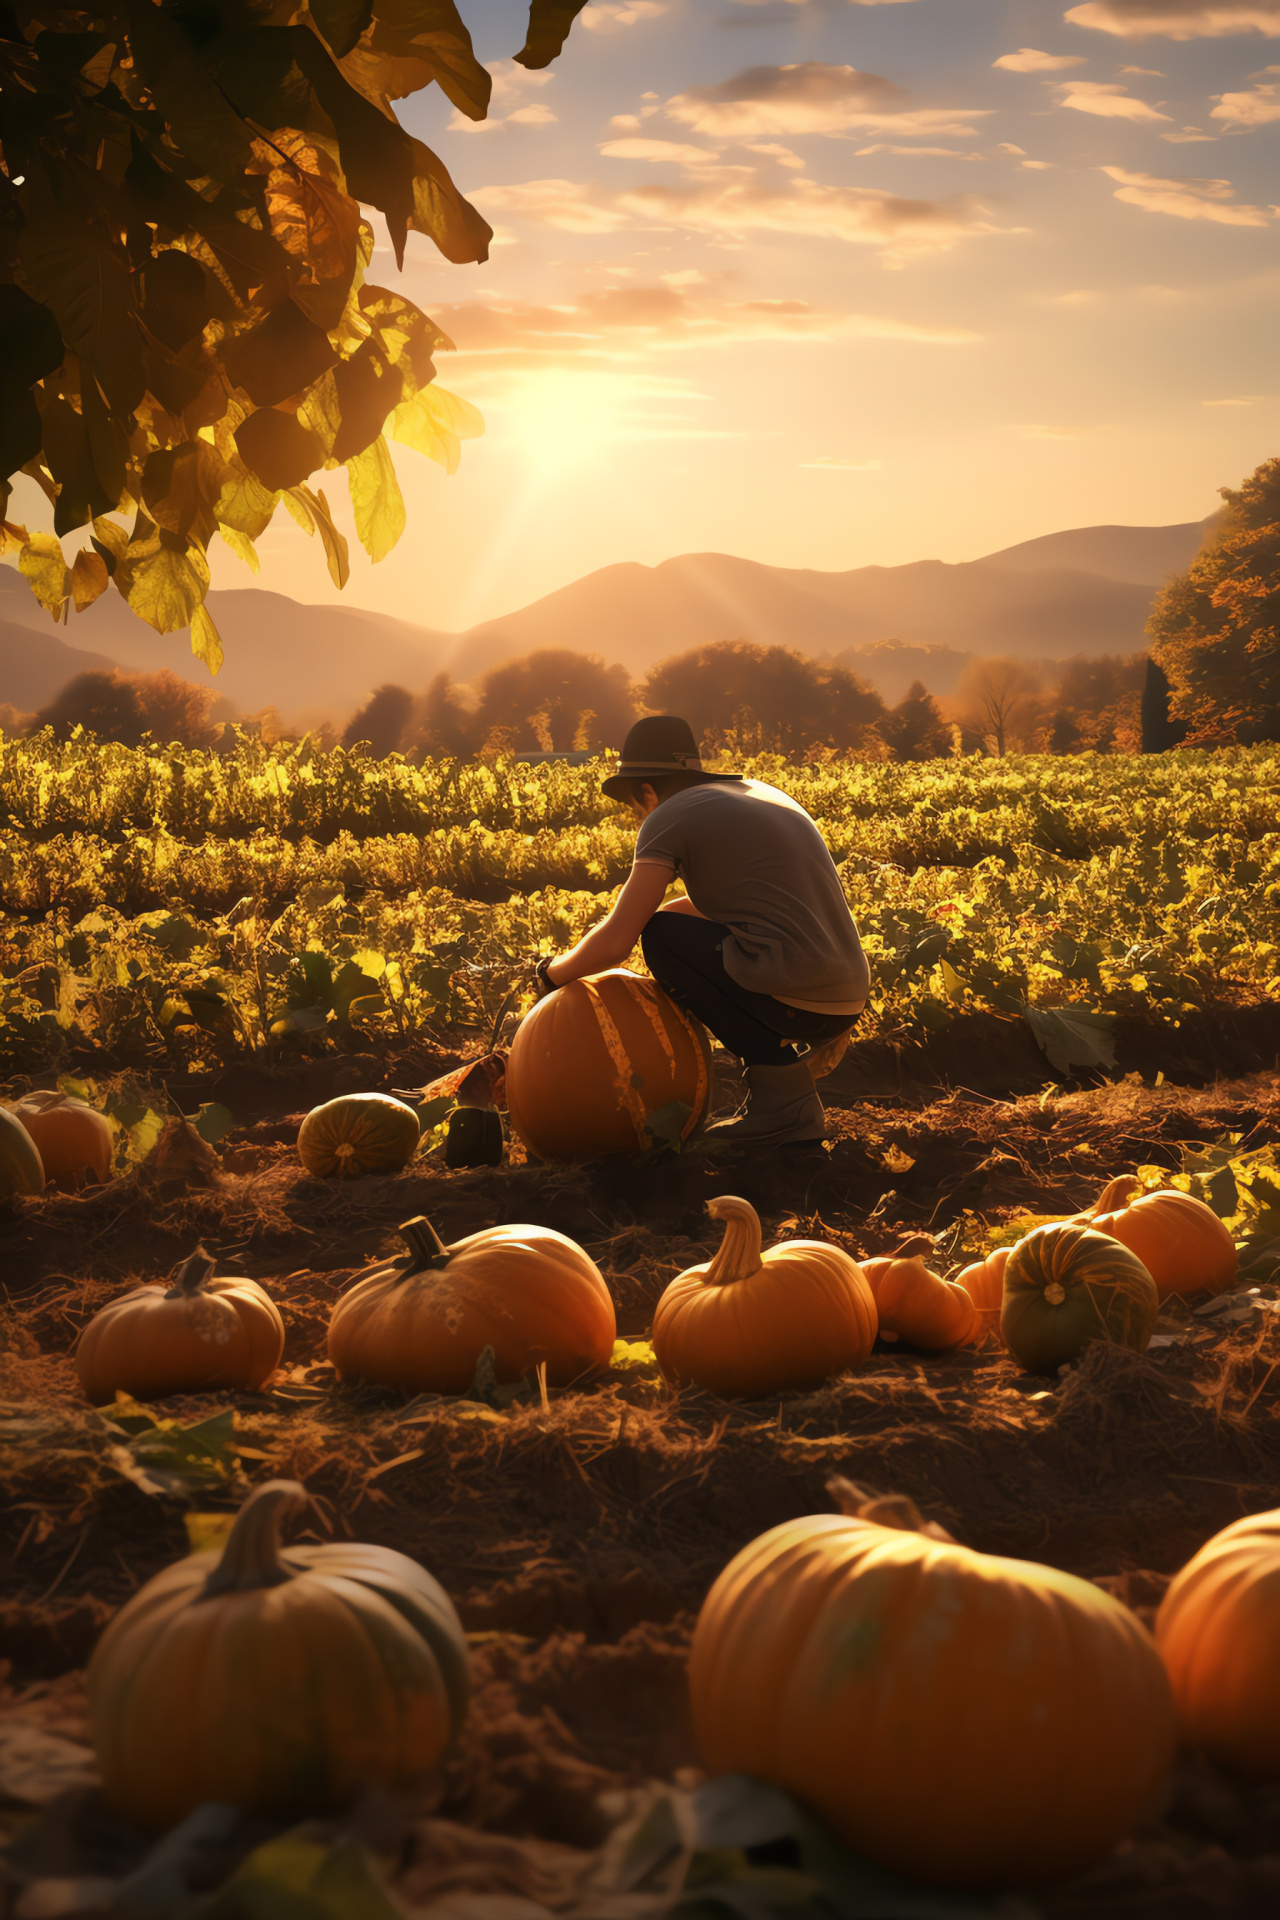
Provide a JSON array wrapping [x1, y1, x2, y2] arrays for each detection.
[[1022, 1004, 1116, 1077]]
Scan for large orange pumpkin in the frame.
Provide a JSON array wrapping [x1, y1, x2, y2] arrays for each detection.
[[0, 1106, 44, 1199], [13, 1091, 113, 1190], [328, 1214, 616, 1393], [1080, 1178, 1236, 1297], [859, 1255, 977, 1349], [690, 1512, 1176, 1889], [88, 1479, 469, 1828], [955, 1246, 1010, 1345], [1156, 1509, 1280, 1777], [76, 1247, 285, 1403], [505, 969, 712, 1162], [298, 1092, 421, 1178], [651, 1196, 877, 1399]]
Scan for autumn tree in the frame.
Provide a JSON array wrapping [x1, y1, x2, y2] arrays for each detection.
[[953, 656, 1042, 758], [411, 669, 474, 757], [879, 680, 952, 762], [1148, 456, 1280, 744], [642, 641, 885, 754], [0, 1, 589, 669], [470, 648, 635, 752], [343, 681, 414, 756]]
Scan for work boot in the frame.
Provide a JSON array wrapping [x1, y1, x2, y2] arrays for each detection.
[[705, 1060, 826, 1147]]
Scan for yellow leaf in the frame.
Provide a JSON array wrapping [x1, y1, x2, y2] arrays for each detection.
[[70, 548, 109, 611], [191, 602, 224, 675], [390, 383, 483, 476], [215, 463, 279, 538], [18, 533, 70, 621], [185, 1512, 235, 1554], [91, 516, 128, 561], [281, 488, 315, 534], [299, 485, 349, 590], [218, 524, 259, 572], [346, 436, 404, 563], [1, 519, 30, 557], [120, 530, 211, 634]]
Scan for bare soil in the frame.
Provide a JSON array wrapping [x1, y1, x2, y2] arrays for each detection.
[[4, 1049, 1280, 1914]]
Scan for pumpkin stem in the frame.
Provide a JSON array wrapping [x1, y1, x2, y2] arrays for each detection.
[[201, 1480, 307, 1597], [1091, 1174, 1143, 1216], [398, 1216, 453, 1272], [166, 1246, 218, 1299], [703, 1195, 763, 1286]]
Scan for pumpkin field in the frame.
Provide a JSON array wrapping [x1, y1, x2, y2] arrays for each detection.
[[4, 732, 1280, 1917]]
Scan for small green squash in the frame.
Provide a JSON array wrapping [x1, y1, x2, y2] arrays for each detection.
[[0, 1107, 45, 1199], [1001, 1223, 1158, 1374], [298, 1092, 421, 1178]]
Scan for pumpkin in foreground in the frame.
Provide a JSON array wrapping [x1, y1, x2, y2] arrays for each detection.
[[13, 1091, 112, 1190], [859, 1254, 977, 1349], [1001, 1223, 1158, 1374], [1082, 1178, 1236, 1297], [505, 969, 712, 1161], [690, 1511, 1176, 1889], [88, 1480, 468, 1828], [297, 1092, 421, 1178], [0, 1106, 44, 1200], [651, 1196, 876, 1399], [76, 1247, 285, 1404], [955, 1245, 1010, 1345], [328, 1214, 616, 1393], [1156, 1508, 1280, 1777]]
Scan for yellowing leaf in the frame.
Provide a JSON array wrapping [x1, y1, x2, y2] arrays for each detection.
[[70, 548, 109, 611], [120, 531, 211, 635], [0, 519, 31, 557], [215, 463, 279, 538], [185, 1511, 236, 1554], [18, 533, 70, 621], [191, 602, 224, 675], [90, 516, 128, 562], [310, 487, 350, 590], [218, 524, 260, 572], [346, 436, 405, 563], [390, 382, 482, 475]]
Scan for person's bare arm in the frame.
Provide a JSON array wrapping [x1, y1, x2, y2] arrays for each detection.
[[544, 862, 673, 987]]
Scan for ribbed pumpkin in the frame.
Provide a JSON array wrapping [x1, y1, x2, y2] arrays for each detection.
[[76, 1247, 285, 1404], [88, 1479, 468, 1829], [505, 969, 712, 1162], [1080, 1177, 1236, 1298], [1156, 1509, 1280, 1777], [297, 1092, 421, 1178], [651, 1196, 877, 1399], [13, 1091, 112, 1190], [955, 1246, 1010, 1346], [1001, 1223, 1158, 1374], [690, 1511, 1176, 1889], [0, 1106, 44, 1199], [328, 1215, 616, 1393], [859, 1255, 977, 1350]]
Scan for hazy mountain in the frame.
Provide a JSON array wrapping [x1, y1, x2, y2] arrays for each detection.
[[0, 620, 119, 713], [0, 515, 1216, 722]]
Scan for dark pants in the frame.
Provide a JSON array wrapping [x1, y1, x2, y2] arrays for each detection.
[[641, 912, 856, 1066]]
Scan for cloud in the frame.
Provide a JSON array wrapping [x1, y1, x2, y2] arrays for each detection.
[[582, 2, 667, 26], [1101, 163, 1273, 221], [1056, 80, 1173, 118], [473, 167, 1007, 263], [1212, 82, 1280, 123], [600, 137, 717, 162], [1065, 3, 1280, 37], [450, 59, 555, 132], [994, 48, 1088, 69], [1202, 393, 1269, 403], [744, 142, 807, 165], [664, 63, 988, 139]]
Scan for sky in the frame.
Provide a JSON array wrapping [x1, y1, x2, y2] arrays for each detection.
[[37, 1, 1280, 631]]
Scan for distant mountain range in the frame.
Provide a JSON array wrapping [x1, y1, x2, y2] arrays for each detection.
[[0, 515, 1217, 723]]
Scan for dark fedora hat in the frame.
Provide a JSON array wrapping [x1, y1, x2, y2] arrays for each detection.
[[601, 715, 742, 801]]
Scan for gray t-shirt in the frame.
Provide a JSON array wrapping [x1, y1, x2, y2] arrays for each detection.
[[634, 779, 869, 1014]]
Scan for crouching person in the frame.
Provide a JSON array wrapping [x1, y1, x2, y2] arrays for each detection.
[[531, 716, 869, 1147]]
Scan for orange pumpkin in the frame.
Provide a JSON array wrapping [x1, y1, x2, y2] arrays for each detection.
[[298, 1092, 421, 1178], [690, 1511, 1176, 1889], [328, 1214, 616, 1393], [13, 1091, 112, 1190], [1156, 1509, 1280, 1777], [88, 1479, 469, 1828], [955, 1246, 1010, 1345], [1080, 1178, 1236, 1297], [0, 1106, 44, 1199], [76, 1247, 285, 1404], [651, 1196, 877, 1399], [859, 1255, 977, 1350], [505, 969, 712, 1162]]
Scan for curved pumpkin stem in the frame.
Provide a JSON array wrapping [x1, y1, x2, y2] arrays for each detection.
[[398, 1216, 453, 1274], [166, 1247, 217, 1299], [703, 1195, 763, 1286], [202, 1480, 307, 1597], [1091, 1174, 1143, 1216]]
